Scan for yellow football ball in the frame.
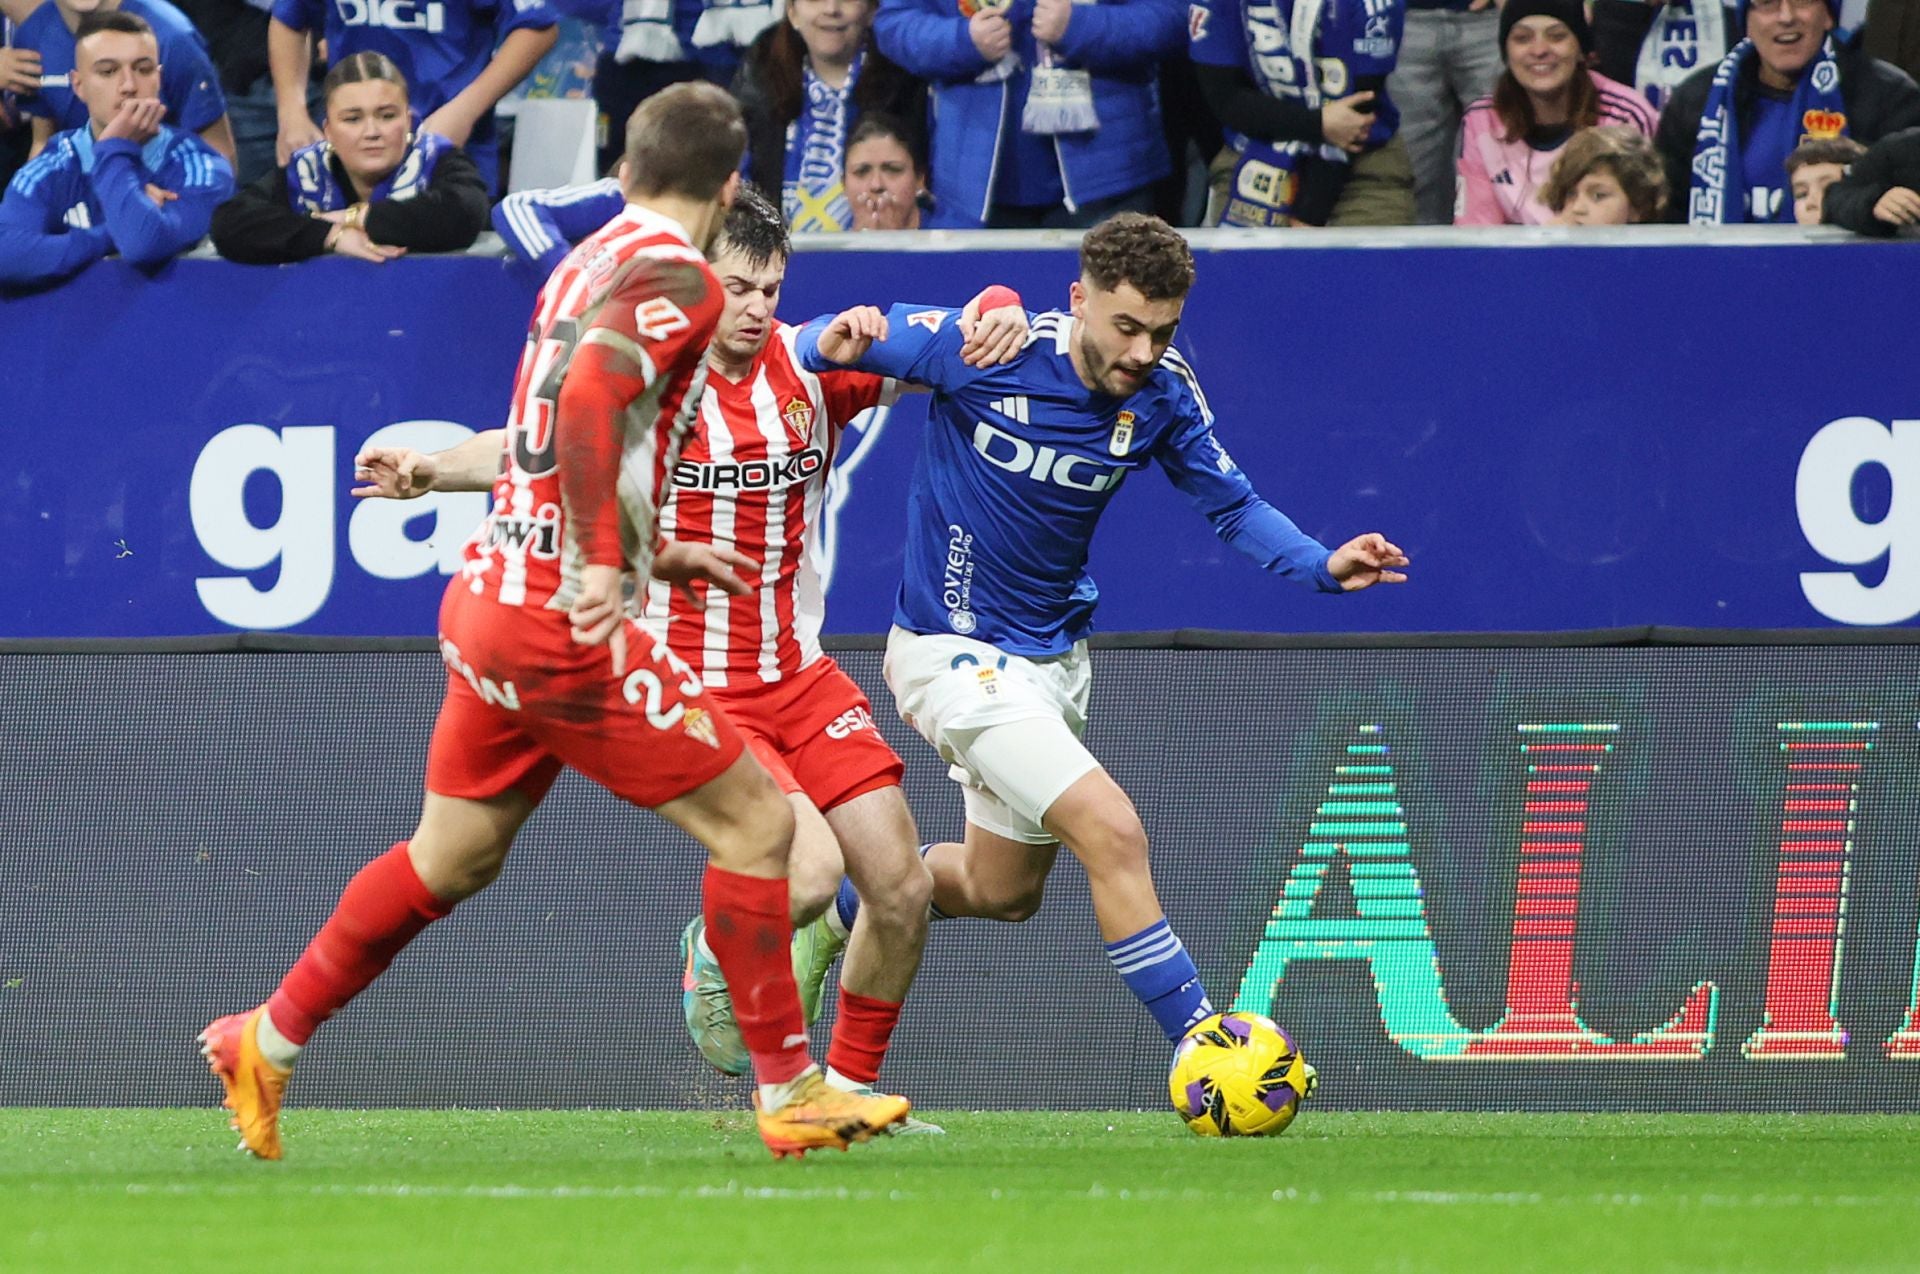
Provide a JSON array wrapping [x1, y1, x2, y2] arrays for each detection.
[[1169, 1011, 1315, 1137]]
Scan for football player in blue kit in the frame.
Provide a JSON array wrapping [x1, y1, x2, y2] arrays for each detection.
[[794, 212, 1409, 1048]]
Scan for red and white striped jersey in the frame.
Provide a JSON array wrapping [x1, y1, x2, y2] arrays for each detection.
[[461, 205, 722, 613], [642, 322, 891, 686]]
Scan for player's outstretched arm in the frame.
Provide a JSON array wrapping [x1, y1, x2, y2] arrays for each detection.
[[351, 429, 505, 499], [1326, 533, 1410, 591]]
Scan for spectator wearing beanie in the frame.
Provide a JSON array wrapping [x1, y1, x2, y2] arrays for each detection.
[[1455, 0, 1655, 224], [1654, 0, 1920, 221]]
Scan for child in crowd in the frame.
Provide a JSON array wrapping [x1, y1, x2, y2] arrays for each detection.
[[1541, 123, 1667, 224]]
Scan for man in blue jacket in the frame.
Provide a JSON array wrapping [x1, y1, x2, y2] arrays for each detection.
[[11, 0, 233, 166], [875, 0, 1183, 227], [0, 10, 233, 286]]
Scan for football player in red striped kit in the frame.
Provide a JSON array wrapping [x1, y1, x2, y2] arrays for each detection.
[[352, 187, 1030, 1126], [199, 87, 913, 1162]]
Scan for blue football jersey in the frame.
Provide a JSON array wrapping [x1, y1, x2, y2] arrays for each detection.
[[795, 304, 1342, 657], [16, 0, 226, 135]]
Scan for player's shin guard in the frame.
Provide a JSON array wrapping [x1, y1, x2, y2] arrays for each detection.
[[265, 842, 454, 1045], [702, 865, 812, 1084], [1106, 918, 1214, 1043], [825, 988, 903, 1086]]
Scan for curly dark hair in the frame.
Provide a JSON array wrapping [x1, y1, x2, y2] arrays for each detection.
[[714, 185, 791, 269], [1078, 213, 1194, 301]]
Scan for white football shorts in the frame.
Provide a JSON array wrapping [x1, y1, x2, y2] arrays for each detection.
[[883, 626, 1099, 844]]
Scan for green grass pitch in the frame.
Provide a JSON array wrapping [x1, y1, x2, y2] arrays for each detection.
[[4, 1110, 1918, 1272]]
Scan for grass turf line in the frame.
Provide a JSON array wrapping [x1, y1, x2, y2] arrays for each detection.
[[3, 1111, 1918, 1273]]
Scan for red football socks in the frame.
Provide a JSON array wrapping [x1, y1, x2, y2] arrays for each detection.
[[826, 988, 904, 1086], [266, 842, 454, 1045], [702, 865, 812, 1084]]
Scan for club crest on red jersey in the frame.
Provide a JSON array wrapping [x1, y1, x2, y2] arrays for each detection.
[[783, 396, 816, 444], [682, 706, 720, 748]]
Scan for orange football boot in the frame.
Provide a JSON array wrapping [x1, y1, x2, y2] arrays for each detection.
[[198, 1007, 292, 1160], [754, 1070, 911, 1159]]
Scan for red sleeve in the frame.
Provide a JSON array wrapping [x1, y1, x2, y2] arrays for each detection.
[[555, 252, 721, 569], [817, 368, 889, 428]]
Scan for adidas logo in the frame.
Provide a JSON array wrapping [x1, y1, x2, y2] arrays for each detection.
[[988, 395, 1030, 425]]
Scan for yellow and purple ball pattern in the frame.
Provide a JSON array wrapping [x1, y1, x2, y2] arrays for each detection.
[[1168, 1011, 1311, 1137]]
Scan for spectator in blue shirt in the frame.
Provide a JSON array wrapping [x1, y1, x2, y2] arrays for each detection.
[[874, 0, 1184, 228], [12, 0, 234, 165], [0, 9, 233, 286], [267, 0, 559, 192]]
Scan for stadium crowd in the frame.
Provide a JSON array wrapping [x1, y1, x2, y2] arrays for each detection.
[[4, 0, 1920, 283]]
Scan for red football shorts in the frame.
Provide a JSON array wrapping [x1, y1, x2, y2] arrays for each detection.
[[427, 583, 744, 809], [714, 657, 904, 813]]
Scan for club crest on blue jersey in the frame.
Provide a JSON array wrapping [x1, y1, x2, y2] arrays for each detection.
[[1109, 410, 1136, 457]]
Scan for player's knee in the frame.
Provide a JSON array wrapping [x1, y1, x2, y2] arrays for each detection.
[[1065, 805, 1150, 876], [865, 855, 934, 927]]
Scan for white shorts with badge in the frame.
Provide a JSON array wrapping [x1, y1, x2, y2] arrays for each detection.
[[883, 626, 1099, 844]]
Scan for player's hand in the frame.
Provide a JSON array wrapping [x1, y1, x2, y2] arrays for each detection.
[[101, 98, 166, 145], [0, 47, 42, 96], [817, 306, 888, 365], [1873, 186, 1920, 226], [1031, 0, 1072, 43], [1320, 91, 1375, 154], [276, 111, 323, 165], [969, 9, 1012, 61], [569, 563, 629, 674], [652, 539, 756, 603], [958, 286, 1029, 367], [143, 183, 179, 207], [1327, 532, 1408, 591], [352, 446, 438, 499]]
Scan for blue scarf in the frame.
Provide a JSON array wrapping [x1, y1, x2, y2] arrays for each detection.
[[1688, 35, 1845, 224], [286, 131, 451, 214], [1219, 0, 1348, 227], [782, 51, 861, 233]]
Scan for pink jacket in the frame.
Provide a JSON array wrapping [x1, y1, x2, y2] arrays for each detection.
[[1454, 72, 1659, 226]]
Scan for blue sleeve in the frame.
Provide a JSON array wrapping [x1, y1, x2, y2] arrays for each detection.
[[270, 0, 322, 33], [1188, 0, 1248, 67], [496, 0, 562, 36], [1154, 385, 1341, 592], [0, 171, 111, 286], [91, 136, 234, 266], [874, 0, 993, 82], [162, 31, 230, 132], [794, 301, 974, 389], [1054, 0, 1186, 75], [491, 179, 622, 276]]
